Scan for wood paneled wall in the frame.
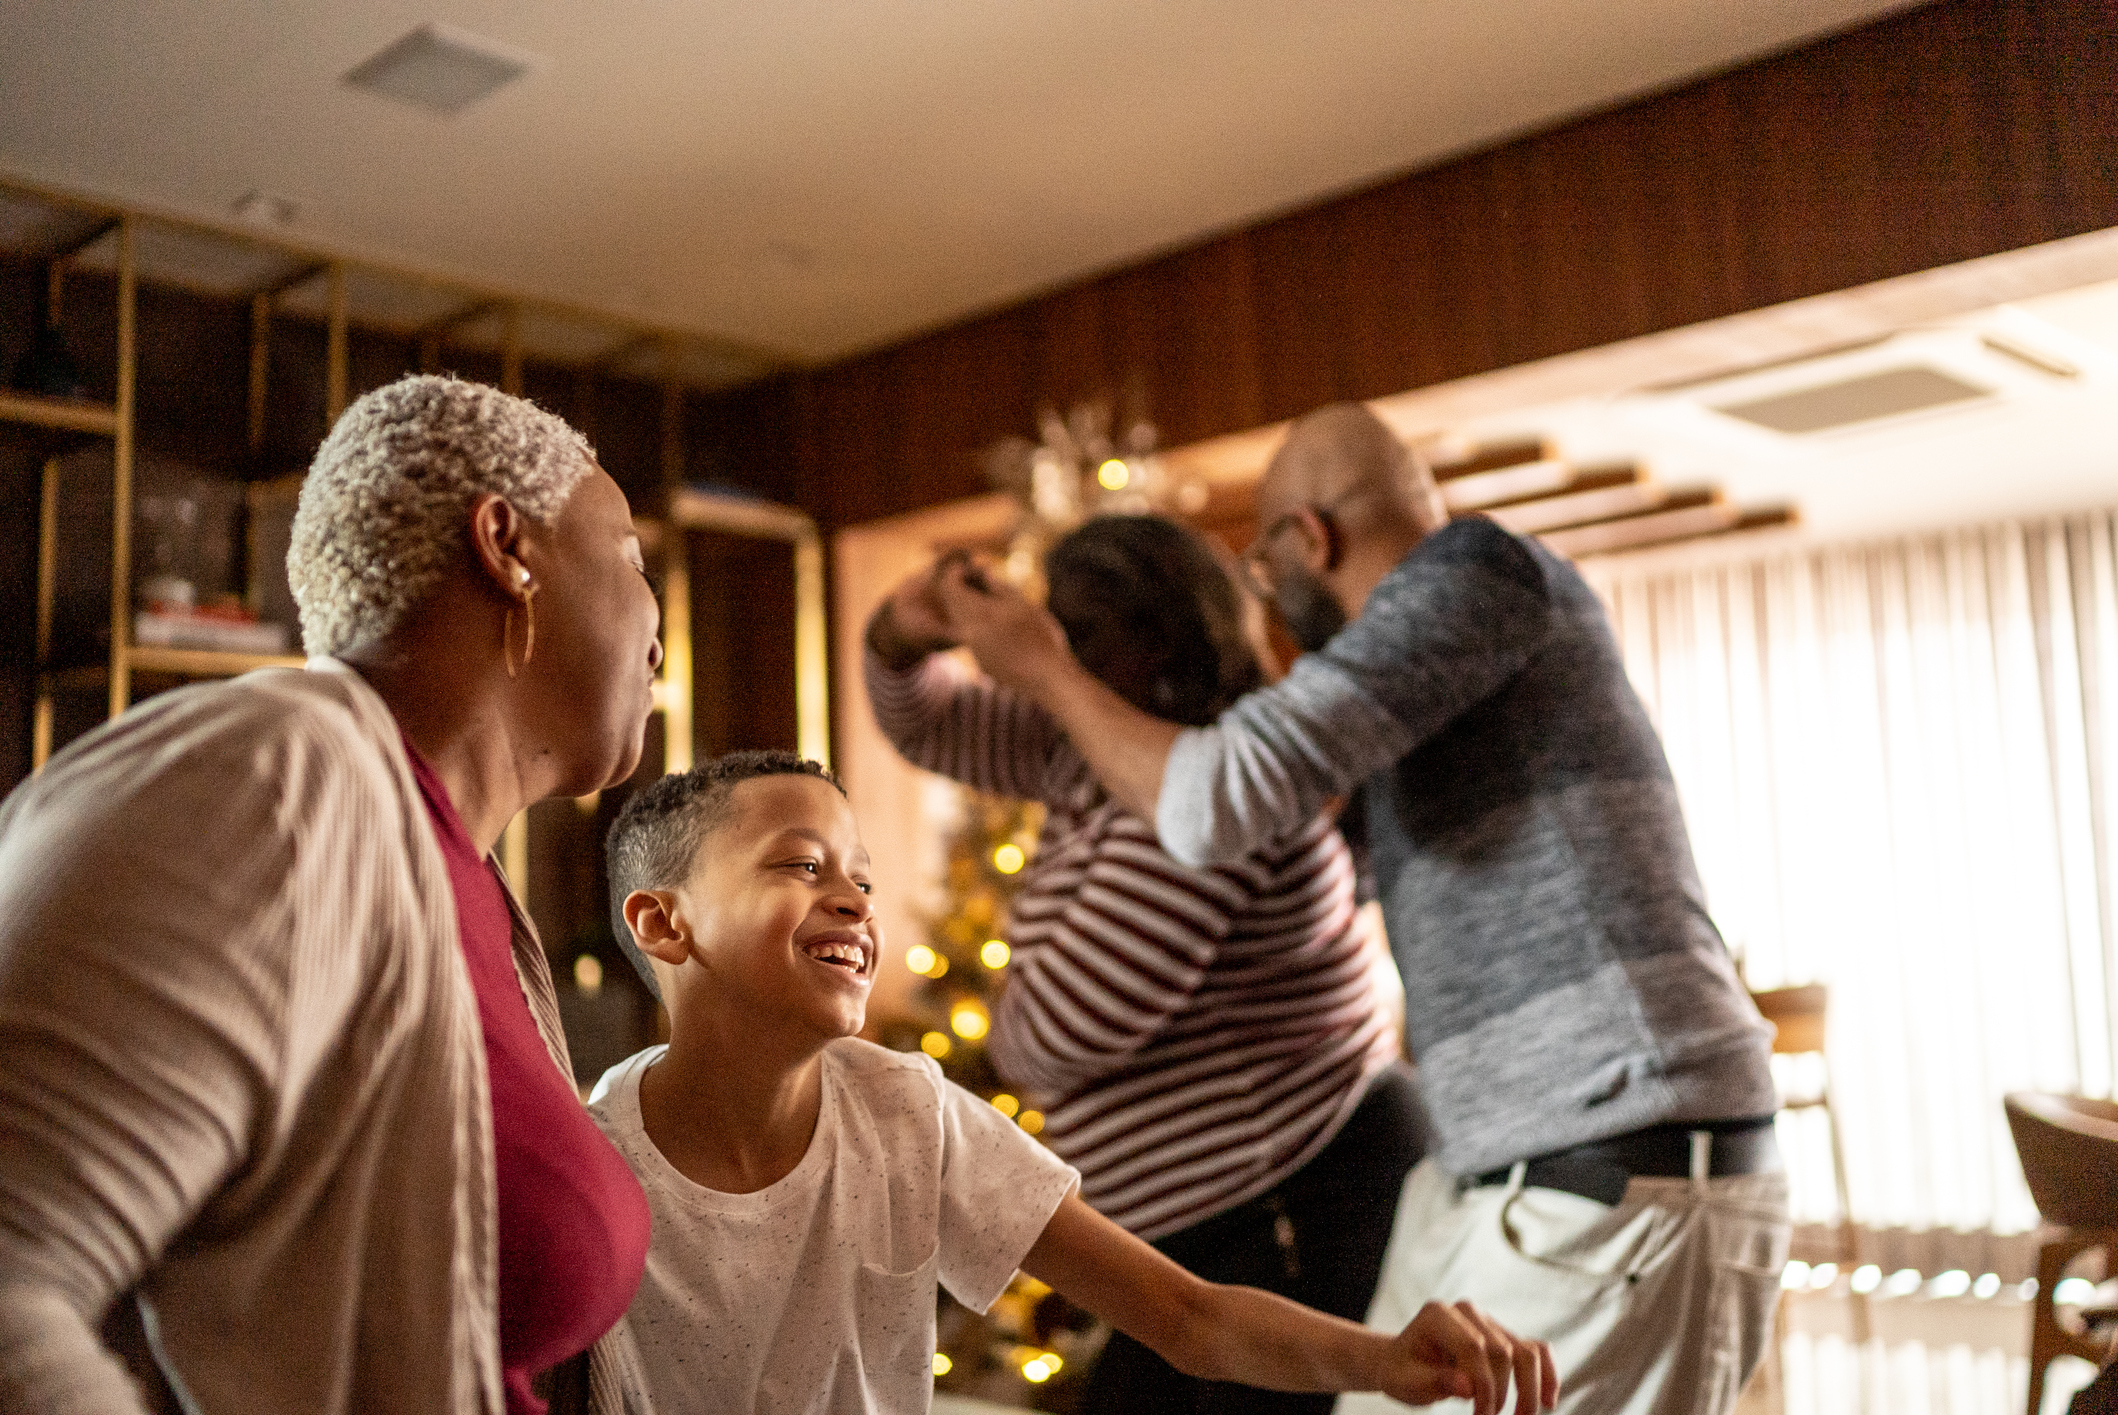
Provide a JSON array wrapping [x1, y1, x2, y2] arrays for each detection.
[[707, 0, 2116, 530]]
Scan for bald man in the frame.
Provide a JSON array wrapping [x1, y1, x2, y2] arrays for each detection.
[[938, 403, 1788, 1415]]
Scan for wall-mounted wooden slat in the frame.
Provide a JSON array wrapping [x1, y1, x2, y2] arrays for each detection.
[[1431, 439, 1552, 482], [1486, 474, 1668, 536], [1542, 491, 1733, 557], [1442, 459, 1577, 512]]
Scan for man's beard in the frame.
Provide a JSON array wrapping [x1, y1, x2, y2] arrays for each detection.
[[1275, 567, 1347, 652]]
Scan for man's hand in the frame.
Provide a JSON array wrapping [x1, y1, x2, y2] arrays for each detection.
[[933, 557, 1072, 697], [866, 560, 961, 670], [1382, 1301, 1559, 1415]]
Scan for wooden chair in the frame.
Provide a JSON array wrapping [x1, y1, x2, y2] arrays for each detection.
[[2004, 1093, 2118, 1415], [1751, 984, 1870, 1344]]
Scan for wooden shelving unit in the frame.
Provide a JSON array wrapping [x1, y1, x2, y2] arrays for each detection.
[[6, 176, 819, 900], [21, 216, 318, 770]]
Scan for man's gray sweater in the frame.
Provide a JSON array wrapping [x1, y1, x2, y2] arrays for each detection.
[[1157, 516, 1776, 1176]]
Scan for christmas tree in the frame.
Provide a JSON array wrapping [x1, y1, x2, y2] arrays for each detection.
[[873, 788, 1103, 1409]]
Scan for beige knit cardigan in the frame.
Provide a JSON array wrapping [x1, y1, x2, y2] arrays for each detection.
[[0, 660, 653, 1415]]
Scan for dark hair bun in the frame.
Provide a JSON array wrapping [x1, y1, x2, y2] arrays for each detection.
[[1044, 516, 1263, 727]]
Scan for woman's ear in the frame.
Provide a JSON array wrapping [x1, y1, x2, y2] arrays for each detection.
[[467, 492, 534, 598], [622, 889, 691, 965]]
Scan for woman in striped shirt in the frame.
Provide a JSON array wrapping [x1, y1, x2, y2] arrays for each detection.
[[866, 515, 1428, 1415]]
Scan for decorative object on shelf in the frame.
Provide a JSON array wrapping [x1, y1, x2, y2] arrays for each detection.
[[135, 486, 203, 616], [128, 468, 282, 654], [11, 325, 89, 400], [982, 401, 1205, 590], [10, 282, 88, 399], [134, 605, 291, 657]]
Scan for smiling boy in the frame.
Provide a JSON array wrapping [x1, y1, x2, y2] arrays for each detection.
[[591, 751, 1557, 1415]]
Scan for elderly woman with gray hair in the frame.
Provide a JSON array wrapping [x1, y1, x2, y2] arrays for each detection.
[[0, 376, 664, 1415]]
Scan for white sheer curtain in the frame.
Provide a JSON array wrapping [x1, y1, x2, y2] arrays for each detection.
[[1584, 512, 2118, 1248]]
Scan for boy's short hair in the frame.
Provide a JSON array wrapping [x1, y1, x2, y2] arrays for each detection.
[[605, 751, 843, 998]]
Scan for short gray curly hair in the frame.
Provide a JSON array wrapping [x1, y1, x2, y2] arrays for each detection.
[[289, 374, 596, 657]]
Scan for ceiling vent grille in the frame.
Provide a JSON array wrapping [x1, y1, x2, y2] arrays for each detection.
[[344, 23, 538, 116], [1712, 366, 1992, 434]]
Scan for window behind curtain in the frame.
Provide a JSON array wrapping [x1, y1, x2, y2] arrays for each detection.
[[1585, 511, 2118, 1254]]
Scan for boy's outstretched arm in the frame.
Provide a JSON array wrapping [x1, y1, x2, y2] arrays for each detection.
[[1021, 1194, 1558, 1415]]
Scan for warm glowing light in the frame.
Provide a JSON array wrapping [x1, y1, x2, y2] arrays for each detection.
[[1851, 1265, 1882, 1295], [1041, 1353, 1063, 1375], [1097, 459, 1131, 491], [905, 944, 938, 975], [993, 843, 1025, 874], [1019, 1109, 1045, 1135], [951, 1004, 989, 1040], [573, 954, 604, 994], [981, 939, 1011, 968], [1022, 1356, 1053, 1383], [991, 1093, 1020, 1118], [928, 955, 949, 978], [931, 1353, 952, 1377], [920, 1031, 953, 1059]]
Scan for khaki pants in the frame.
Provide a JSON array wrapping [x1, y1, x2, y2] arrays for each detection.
[[1335, 1153, 1791, 1415]]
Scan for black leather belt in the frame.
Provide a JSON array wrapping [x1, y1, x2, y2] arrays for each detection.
[[1466, 1117, 1781, 1207]]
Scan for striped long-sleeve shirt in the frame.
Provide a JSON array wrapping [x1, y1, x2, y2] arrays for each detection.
[[867, 649, 1398, 1241]]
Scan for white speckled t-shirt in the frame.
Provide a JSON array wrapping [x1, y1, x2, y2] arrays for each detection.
[[588, 1038, 1078, 1415]]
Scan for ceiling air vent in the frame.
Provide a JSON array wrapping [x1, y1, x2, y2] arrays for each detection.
[[344, 23, 539, 116], [1712, 366, 1992, 435]]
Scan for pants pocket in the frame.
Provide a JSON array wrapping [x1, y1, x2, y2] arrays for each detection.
[[1703, 1259, 1785, 1415], [1494, 1183, 1681, 1292]]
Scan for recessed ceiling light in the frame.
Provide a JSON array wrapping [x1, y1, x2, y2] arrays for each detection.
[[231, 190, 298, 226], [344, 22, 540, 116], [762, 240, 820, 273]]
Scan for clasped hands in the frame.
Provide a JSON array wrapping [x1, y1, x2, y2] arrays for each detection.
[[872, 552, 1073, 695]]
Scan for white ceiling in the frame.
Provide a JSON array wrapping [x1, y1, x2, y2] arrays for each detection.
[[2, 0, 1916, 363]]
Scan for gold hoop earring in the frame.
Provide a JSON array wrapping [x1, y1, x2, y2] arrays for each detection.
[[520, 587, 536, 670], [503, 588, 538, 681]]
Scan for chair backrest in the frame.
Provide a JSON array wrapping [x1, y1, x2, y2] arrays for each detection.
[[2003, 1092, 2118, 1228], [1751, 983, 1827, 1055]]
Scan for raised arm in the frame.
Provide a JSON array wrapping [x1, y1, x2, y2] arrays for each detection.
[[930, 565, 1180, 818], [865, 564, 1070, 804], [941, 521, 1554, 867], [1022, 1193, 1558, 1414]]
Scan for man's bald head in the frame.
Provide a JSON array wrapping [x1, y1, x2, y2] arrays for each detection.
[[1259, 403, 1445, 536]]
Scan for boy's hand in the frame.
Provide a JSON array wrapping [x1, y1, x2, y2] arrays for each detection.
[[1383, 1301, 1558, 1415]]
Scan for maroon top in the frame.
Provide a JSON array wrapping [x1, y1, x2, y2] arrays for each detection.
[[405, 740, 651, 1415]]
